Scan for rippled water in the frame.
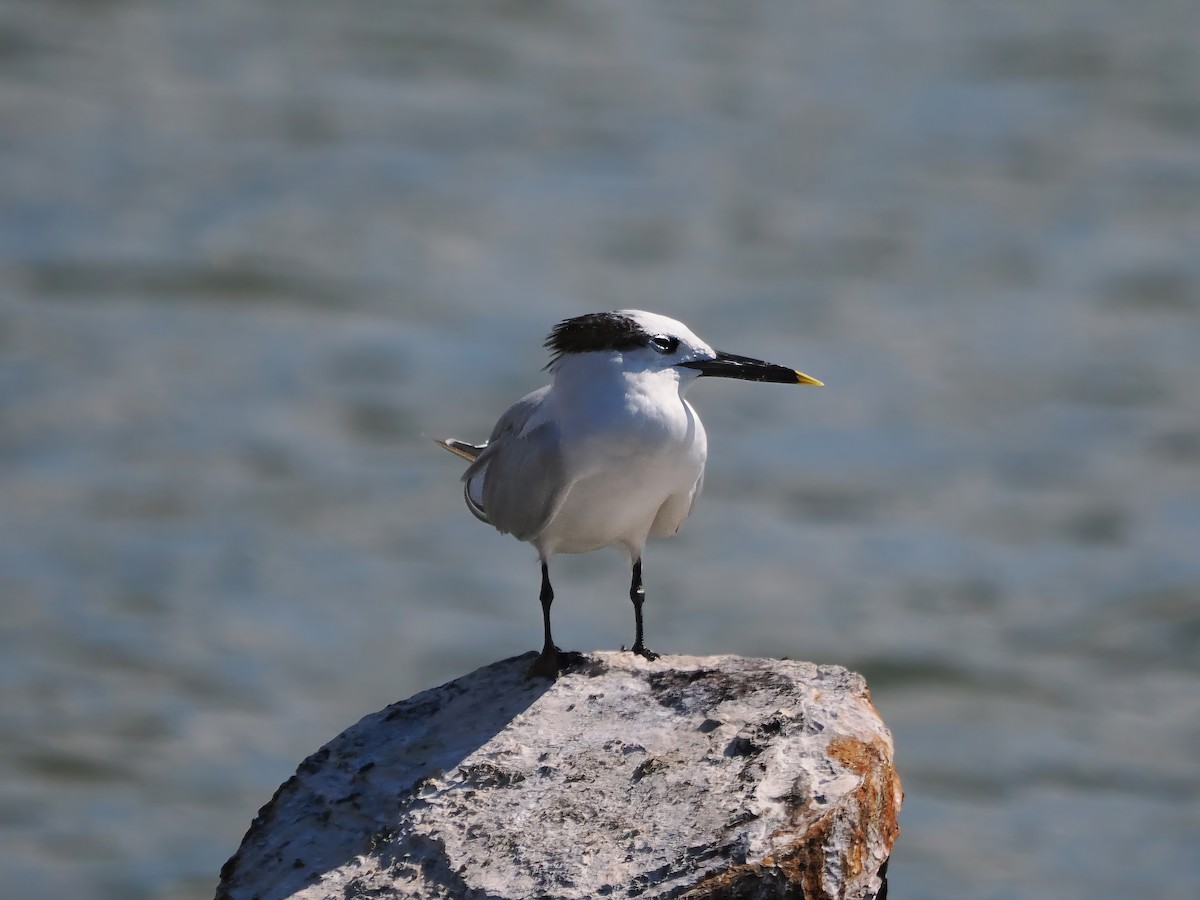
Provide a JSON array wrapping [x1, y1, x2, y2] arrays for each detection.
[[2, 2, 1198, 898]]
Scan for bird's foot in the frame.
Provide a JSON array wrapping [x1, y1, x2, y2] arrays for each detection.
[[523, 647, 586, 679], [525, 648, 566, 680], [630, 642, 660, 662]]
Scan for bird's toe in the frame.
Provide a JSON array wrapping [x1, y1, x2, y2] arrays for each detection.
[[525, 649, 564, 680]]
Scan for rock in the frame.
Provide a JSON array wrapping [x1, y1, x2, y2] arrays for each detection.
[[216, 652, 901, 900]]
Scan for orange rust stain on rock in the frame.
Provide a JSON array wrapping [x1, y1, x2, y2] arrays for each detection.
[[826, 735, 902, 882], [827, 734, 879, 774], [685, 814, 835, 899], [686, 734, 902, 898]]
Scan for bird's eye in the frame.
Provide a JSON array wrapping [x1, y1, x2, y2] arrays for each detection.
[[649, 335, 680, 354]]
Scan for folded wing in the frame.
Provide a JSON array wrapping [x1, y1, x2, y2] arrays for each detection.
[[453, 386, 570, 542]]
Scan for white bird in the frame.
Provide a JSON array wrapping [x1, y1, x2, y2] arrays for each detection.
[[438, 310, 821, 677]]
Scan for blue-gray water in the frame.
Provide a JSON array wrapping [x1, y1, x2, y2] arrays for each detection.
[[2, 2, 1199, 898]]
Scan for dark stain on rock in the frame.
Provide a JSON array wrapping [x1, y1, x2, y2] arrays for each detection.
[[458, 762, 526, 789], [631, 757, 669, 783]]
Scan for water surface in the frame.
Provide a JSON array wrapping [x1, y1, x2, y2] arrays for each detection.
[[1, 2, 1198, 898]]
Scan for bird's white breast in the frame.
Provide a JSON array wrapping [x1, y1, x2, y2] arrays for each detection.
[[533, 369, 708, 557]]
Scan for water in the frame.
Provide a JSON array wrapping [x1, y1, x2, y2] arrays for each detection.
[[2, 2, 1198, 897]]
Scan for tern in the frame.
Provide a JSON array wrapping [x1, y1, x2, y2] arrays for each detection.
[[438, 310, 821, 677]]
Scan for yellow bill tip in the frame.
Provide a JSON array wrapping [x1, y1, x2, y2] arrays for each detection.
[[795, 371, 824, 386]]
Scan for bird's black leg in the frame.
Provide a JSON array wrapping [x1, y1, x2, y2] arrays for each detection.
[[539, 560, 556, 655], [629, 557, 660, 661], [526, 560, 562, 679]]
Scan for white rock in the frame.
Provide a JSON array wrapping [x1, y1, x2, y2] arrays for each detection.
[[217, 652, 901, 900]]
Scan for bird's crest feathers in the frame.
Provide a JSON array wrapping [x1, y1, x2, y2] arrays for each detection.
[[543, 312, 648, 370]]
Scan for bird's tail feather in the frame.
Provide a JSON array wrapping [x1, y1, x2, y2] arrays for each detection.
[[435, 438, 486, 463]]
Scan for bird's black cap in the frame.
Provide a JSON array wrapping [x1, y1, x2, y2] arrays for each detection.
[[544, 312, 647, 369]]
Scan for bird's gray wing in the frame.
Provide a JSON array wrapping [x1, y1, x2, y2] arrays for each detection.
[[462, 386, 569, 542], [650, 469, 704, 538], [686, 469, 705, 520]]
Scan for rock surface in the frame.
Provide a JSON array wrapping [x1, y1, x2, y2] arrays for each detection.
[[217, 652, 901, 900]]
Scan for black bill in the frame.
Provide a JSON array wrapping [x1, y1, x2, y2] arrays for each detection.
[[679, 350, 823, 385]]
